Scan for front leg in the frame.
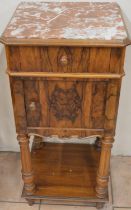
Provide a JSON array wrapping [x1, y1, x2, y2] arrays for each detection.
[[17, 134, 36, 195], [96, 136, 114, 198]]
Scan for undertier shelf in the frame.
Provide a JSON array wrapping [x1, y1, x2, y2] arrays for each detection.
[[23, 142, 108, 205]]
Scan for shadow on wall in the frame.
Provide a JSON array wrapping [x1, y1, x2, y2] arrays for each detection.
[[0, 48, 18, 151], [113, 12, 131, 155]]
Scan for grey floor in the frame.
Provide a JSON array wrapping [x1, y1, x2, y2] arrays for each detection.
[[0, 152, 131, 210]]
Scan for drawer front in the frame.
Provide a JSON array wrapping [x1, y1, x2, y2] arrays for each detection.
[[11, 78, 121, 137], [7, 46, 125, 74]]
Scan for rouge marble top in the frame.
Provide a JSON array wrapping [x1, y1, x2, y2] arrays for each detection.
[[0, 2, 130, 46]]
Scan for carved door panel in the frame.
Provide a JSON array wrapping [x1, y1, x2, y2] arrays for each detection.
[[11, 78, 120, 137], [23, 79, 107, 130]]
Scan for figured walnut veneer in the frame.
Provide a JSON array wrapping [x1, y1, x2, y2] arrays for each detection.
[[6, 46, 124, 73], [8, 46, 125, 137], [1, 1, 130, 209]]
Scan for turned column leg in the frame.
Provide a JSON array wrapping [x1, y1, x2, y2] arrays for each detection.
[[17, 134, 36, 195], [96, 136, 114, 198]]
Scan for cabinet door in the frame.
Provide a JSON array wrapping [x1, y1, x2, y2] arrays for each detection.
[[10, 78, 121, 137]]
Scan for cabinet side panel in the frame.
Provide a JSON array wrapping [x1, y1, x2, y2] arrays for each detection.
[[81, 81, 93, 129], [109, 48, 126, 73], [10, 78, 27, 133], [88, 48, 111, 73], [6, 46, 21, 71], [20, 47, 41, 72], [90, 81, 107, 129], [104, 79, 121, 135]]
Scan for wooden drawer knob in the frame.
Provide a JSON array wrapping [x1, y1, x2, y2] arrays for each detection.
[[60, 55, 68, 65], [29, 102, 36, 111]]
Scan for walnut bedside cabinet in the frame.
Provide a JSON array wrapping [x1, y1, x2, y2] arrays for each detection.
[[0, 2, 130, 209]]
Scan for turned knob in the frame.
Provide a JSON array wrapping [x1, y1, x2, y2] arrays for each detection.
[[60, 55, 68, 65], [29, 102, 36, 111]]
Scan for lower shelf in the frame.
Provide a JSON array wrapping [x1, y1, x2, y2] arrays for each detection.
[[23, 142, 108, 205]]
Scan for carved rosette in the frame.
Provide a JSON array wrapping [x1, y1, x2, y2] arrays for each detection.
[[49, 84, 81, 122]]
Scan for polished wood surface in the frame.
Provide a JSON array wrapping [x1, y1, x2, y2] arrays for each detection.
[[17, 134, 36, 195], [1, 2, 130, 208], [10, 78, 121, 139], [31, 142, 100, 198], [23, 141, 107, 208], [96, 136, 114, 198], [7, 71, 124, 79], [6, 46, 125, 73], [7, 45, 125, 207]]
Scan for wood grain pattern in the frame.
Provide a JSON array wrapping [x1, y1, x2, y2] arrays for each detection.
[[20, 47, 41, 72], [96, 136, 114, 199], [10, 78, 27, 133], [7, 71, 124, 79], [6, 47, 21, 71], [104, 79, 121, 135], [16, 79, 109, 137], [95, 79, 122, 198], [24, 80, 41, 127], [17, 134, 35, 195], [89, 48, 111, 73], [90, 82, 107, 129], [81, 82, 93, 130], [10, 76, 123, 138], [39, 81, 49, 128], [31, 142, 100, 198], [109, 48, 126, 73], [6, 46, 125, 74]]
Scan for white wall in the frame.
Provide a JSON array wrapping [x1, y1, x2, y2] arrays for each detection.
[[0, 0, 131, 155]]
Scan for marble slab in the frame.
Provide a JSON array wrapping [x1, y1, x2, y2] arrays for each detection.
[[2, 2, 128, 42]]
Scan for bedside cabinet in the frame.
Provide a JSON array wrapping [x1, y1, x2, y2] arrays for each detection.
[[0, 2, 130, 208]]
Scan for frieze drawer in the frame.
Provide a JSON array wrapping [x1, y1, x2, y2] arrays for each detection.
[[6, 46, 125, 74]]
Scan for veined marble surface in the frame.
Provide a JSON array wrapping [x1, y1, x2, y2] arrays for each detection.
[[2, 2, 128, 41]]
